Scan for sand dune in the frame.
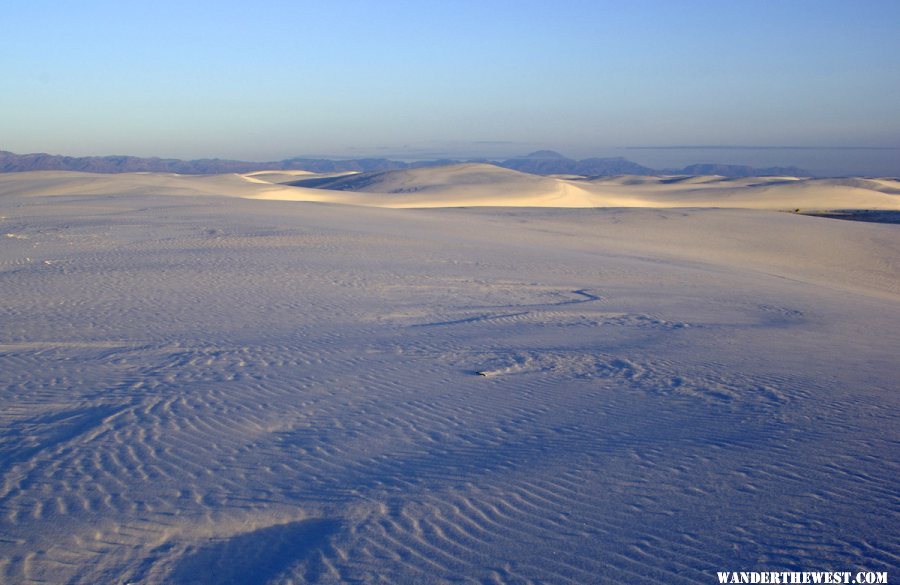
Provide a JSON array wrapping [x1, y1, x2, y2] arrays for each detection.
[[0, 170, 305, 200], [581, 175, 900, 209], [243, 170, 357, 185], [264, 163, 900, 209], [277, 163, 598, 207], [255, 164, 900, 209], [0, 171, 898, 583], [2, 166, 898, 210]]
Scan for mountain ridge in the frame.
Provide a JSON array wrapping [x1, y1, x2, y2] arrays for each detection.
[[0, 149, 811, 178]]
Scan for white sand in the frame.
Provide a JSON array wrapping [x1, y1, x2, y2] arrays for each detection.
[[245, 163, 900, 210], [3, 166, 898, 210], [0, 171, 898, 583]]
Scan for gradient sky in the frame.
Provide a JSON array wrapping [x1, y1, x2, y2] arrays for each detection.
[[2, 0, 899, 161]]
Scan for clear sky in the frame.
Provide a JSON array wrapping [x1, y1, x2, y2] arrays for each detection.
[[2, 0, 899, 161]]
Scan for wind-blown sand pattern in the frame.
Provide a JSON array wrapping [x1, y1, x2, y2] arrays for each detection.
[[0, 170, 898, 583]]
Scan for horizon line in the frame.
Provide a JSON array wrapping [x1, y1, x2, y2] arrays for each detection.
[[627, 145, 900, 151]]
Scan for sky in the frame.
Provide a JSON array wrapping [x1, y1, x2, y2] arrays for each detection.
[[2, 0, 899, 163]]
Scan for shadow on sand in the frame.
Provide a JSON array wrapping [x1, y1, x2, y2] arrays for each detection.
[[800, 210, 900, 224], [167, 519, 338, 585]]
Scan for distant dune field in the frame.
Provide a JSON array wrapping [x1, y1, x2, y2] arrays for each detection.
[[0, 170, 898, 584], [3, 165, 899, 210]]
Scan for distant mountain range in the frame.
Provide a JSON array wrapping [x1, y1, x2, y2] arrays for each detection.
[[0, 149, 811, 178], [496, 151, 811, 177]]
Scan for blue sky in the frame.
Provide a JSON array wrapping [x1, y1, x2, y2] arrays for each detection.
[[2, 0, 899, 160]]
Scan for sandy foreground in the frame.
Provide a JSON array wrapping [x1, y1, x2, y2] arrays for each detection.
[[0, 170, 898, 584]]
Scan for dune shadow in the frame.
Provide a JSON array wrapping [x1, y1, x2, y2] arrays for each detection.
[[167, 519, 338, 585], [799, 210, 900, 224]]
